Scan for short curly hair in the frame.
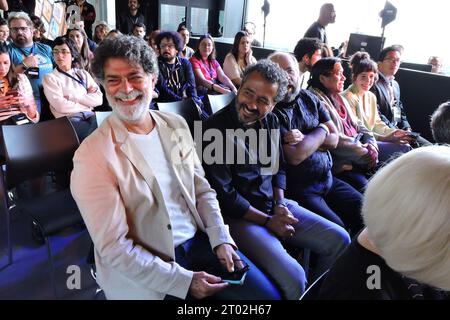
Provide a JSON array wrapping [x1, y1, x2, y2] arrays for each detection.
[[241, 59, 289, 104], [155, 31, 183, 52], [91, 35, 159, 83]]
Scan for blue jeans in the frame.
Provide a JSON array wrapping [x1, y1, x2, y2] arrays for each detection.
[[335, 170, 368, 194], [289, 177, 364, 236], [377, 141, 411, 164], [174, 231, 281, 300], [225, 200, 350, 299]]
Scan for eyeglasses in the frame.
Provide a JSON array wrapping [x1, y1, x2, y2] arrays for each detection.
[[53, 50, 71, 56], [10, 27, 30, 33], [384, 57, 402, 64], [160, 44, 175, 50]]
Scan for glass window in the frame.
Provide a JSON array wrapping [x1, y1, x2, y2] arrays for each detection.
[[190, 7, 209, 35], [161, 4, 186, 32]]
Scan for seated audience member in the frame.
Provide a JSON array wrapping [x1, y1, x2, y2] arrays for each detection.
[[67, 27, 94, 72], [293, 37, 323, 89], [177, 25, 194, 59], [43, 36, 102, 141], [0, 42, 38, 126], [75, 19, 97, 52], [269, 52, 363, 236], [343, 52, 412, 163], [371, 45, 430, 147], [430, 101, 450, 144], [309, 57, 378, 193], [148, 29, 160, 55], [243, 21, 261, 47], [154, 31, 205, 118], [70, 36, 281, 300], [0, 42, 38, 161], [428, 56, 443, 74], [132, 22, 146, 39], [0, 18, 9, 44], [93, 21, 109, 44], [104, 29, 122, 40], [202, 59, 350, 299], [223, 31, 257, 88], [190, 34, 237, 96], [320, 146, 450, 299], [8, 11, 54, 113], [30, 14, 52, 47]]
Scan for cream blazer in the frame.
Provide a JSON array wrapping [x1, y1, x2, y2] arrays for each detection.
[[71, 110, 235, 300], [342, 84, 395, 139]]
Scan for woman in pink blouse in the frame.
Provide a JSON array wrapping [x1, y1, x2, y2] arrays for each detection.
[[190, 34, 237, 96]]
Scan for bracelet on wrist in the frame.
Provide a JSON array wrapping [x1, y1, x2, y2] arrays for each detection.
[[317, 123, 330, 136], [211, 83, 215, 91]]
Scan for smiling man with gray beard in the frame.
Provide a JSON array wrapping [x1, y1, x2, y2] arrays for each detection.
[[70, 36, 280, 300]]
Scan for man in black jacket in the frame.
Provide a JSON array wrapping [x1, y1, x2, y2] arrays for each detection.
[[154, 31, 205, 117], [371, 45, 430, 146]]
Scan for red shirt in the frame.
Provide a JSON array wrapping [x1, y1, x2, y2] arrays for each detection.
[[190, 56, 220, 82]]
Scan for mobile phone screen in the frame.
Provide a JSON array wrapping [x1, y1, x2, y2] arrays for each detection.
[[217, 265, 250, 285]]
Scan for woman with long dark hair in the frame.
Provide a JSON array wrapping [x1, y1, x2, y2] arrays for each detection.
[[223, 31, 257, 88], [308, 57, 377, 192], [0, 42, 38, 160], [67, 27, 94, 72], [190, 34, 237, 96]]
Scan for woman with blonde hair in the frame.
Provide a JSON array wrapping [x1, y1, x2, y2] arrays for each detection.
[[93, 21, 110, 44]]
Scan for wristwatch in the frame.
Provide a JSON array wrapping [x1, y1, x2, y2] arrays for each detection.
[[274, 199, 288, 207]]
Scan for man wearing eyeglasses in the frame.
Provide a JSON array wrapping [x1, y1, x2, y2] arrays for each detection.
[[7, 11, 54, 113], [154, 31, 204, 118], [372, 45, 430, 146]]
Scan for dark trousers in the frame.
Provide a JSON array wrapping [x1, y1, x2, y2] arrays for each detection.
[[171, 231, 281, 300], [290, 177, 364, 236], [334, 170, 368, 194]]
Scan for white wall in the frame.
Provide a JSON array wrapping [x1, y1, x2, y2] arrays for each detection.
[[246, 0, 450, 68]]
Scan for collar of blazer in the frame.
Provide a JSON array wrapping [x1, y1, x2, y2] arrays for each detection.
[[106, 111, 198, 215]]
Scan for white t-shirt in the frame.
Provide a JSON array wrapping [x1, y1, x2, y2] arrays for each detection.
[[129, 127, 197, 247]]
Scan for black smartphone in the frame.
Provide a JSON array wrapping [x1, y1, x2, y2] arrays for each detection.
[[407, 131, 420, 139], [354, 132, 364, 143], [217, 265, 250, 285]]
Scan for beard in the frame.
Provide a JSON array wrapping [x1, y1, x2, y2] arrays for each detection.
[[14, 35, 30, 46], [283, 83, 301, 103], [106, 89, 151, 123]]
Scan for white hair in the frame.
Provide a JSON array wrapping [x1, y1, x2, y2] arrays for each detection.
[[363, 145, 450, 290], [7, 11, 33, 28]]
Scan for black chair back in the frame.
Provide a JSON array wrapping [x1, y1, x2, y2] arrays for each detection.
[[207, 92, 235, 114], [2, 117, 80, 188], [157, 98, 201, 136]]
